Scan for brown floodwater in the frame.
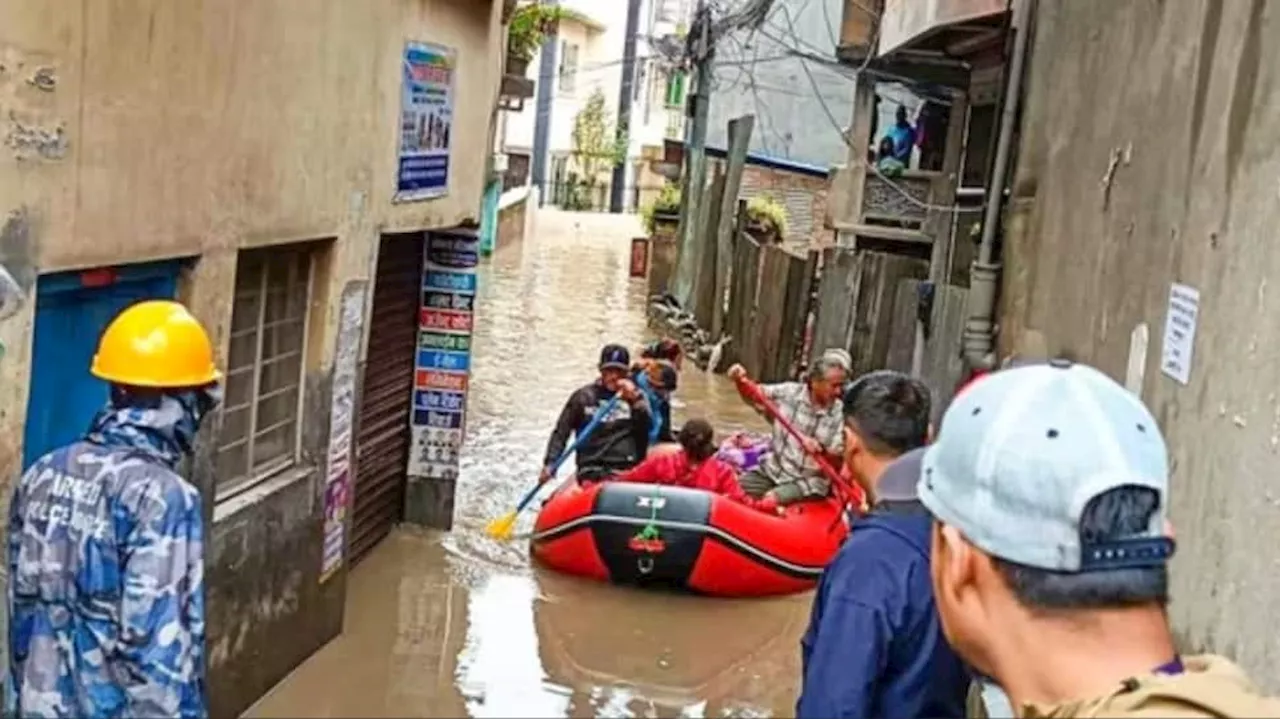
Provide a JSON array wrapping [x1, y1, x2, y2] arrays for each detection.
[[247, 209, 811, 718]]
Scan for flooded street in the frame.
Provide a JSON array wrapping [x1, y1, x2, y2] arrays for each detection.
[[247, 210, 810, 718]]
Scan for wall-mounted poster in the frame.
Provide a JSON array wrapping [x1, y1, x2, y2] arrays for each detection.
[[407, 228, 479, 481], [395, 41, 456, 202], [320, 282, 366, 583]]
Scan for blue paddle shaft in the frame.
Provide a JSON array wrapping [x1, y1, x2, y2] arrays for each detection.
[[516, 392, 623, 512]]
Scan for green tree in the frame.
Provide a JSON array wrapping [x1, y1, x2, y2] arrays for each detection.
[[570, 89, 627, 184]]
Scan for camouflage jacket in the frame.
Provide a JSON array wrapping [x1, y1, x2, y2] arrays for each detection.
[[7, 394, 207, 718]]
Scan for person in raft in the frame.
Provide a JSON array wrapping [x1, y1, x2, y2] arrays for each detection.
[[632, 357, 679, 445], [610, 419, 780, 514], [726, 349, 850, 506], [540, 343, 653, 485]]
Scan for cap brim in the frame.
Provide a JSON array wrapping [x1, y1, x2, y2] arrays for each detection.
[[600, 362, 629, 370]]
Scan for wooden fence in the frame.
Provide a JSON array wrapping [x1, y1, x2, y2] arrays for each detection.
[[886, 280, 971, 424], [721, 236, 817, 383], [809, 248, 928, 378]]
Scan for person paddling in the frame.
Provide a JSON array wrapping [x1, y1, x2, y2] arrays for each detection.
[[610, 419, 780, 514], [727, 351, 849, 507], [540, 344, 652, 484]]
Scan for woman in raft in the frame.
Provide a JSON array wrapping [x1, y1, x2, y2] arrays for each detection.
[[609, 418, 780, 514]]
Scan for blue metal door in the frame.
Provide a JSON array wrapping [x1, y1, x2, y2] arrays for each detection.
[[23, 261, 183, 470]]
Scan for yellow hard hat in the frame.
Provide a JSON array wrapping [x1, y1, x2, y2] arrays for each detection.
[[91, 300, 222, 388]]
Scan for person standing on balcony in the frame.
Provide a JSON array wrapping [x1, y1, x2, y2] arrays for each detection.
[[7, 300, 220, 718], [887, 104, 917, 165]]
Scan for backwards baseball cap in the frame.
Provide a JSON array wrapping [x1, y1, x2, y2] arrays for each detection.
[[599, 343, 631, 370], [919, 360, 1174, 572]]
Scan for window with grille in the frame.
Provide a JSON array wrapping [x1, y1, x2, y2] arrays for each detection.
[[558, 42, 579, 95], [217, 245, 315, 497]]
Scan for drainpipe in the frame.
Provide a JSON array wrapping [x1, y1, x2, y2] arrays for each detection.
[[610, 0, 643, 213], [962, 0, 1033, 371]]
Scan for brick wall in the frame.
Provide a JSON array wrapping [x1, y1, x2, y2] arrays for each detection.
[[708, 156, 833, 249]]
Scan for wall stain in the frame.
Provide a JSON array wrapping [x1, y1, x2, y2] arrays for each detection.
[[1188, 0, 1224, 170], [25, 67, 55, 92], [1224, 0, 1264, 196], [0, 208, 35, 296], [4, 116, 69, 161]]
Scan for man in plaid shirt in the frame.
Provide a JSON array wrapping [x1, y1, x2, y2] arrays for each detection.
[[727, 349, 851, 508]]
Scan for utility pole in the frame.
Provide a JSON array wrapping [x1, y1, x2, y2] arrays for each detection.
[[671, 0, 714, 309], [529, 0, 561, 207], [610, 0, 643, 214]]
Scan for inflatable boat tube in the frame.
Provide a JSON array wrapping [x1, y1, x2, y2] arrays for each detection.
[[531, 479, 849, 597]]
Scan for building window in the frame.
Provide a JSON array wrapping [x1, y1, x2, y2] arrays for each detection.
[[558, 41, 579, 95], [217, 245, 316, 497], [664, 70, 686, 108]]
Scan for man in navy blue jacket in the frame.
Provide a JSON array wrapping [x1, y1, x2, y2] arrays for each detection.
[[796, 371, 970, 718]]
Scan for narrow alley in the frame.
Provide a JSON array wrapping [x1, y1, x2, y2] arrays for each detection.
[[247, 209, 807, 718]]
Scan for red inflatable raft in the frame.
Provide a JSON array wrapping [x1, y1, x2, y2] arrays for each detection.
[[531, 479, 850, 597]]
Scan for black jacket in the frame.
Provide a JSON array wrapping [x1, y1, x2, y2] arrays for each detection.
[[544, 382, 652, 479]]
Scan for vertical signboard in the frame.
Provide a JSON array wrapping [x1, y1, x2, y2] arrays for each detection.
[[395, 41, 456, 203], [321, 282, 366, 583], [408, 228, 479, 480]]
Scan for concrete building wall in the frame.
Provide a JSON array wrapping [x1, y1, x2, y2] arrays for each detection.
[[546, 19, 620, 157], [707, 0, 855, 169], [500, 15, 620, 169], [0, 0, 501, 713], [502, 0, 691, 191], [1000, 0, 1280, 686]]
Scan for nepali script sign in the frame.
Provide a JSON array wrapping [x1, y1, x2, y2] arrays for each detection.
[[395, 41, 456, 202], [408, 229, 479, 481]]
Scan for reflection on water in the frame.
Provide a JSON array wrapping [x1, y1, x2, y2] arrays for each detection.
[[247, 210, 806, 718]]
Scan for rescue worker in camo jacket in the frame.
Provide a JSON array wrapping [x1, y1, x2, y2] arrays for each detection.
[[7, 300, 221, 718]]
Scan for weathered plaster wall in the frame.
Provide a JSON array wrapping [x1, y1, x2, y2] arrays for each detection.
[[1000, 0, 1280, 686], [0, 0, 501, 713]]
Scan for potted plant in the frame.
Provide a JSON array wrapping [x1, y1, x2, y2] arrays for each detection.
[[744, 195, 788, 244], [642, 183, 682, 238], [507, 3, 563, 77]]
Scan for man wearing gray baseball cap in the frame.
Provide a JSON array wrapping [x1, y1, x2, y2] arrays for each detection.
[[920, 359, 1280, 716]]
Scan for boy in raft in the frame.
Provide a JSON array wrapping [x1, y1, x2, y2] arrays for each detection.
[[609, 419, 781, 514], [632, 357, 679, 445]]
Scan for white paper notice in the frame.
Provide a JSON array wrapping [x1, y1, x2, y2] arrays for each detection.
[[1160, 283, 1200, 385]]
